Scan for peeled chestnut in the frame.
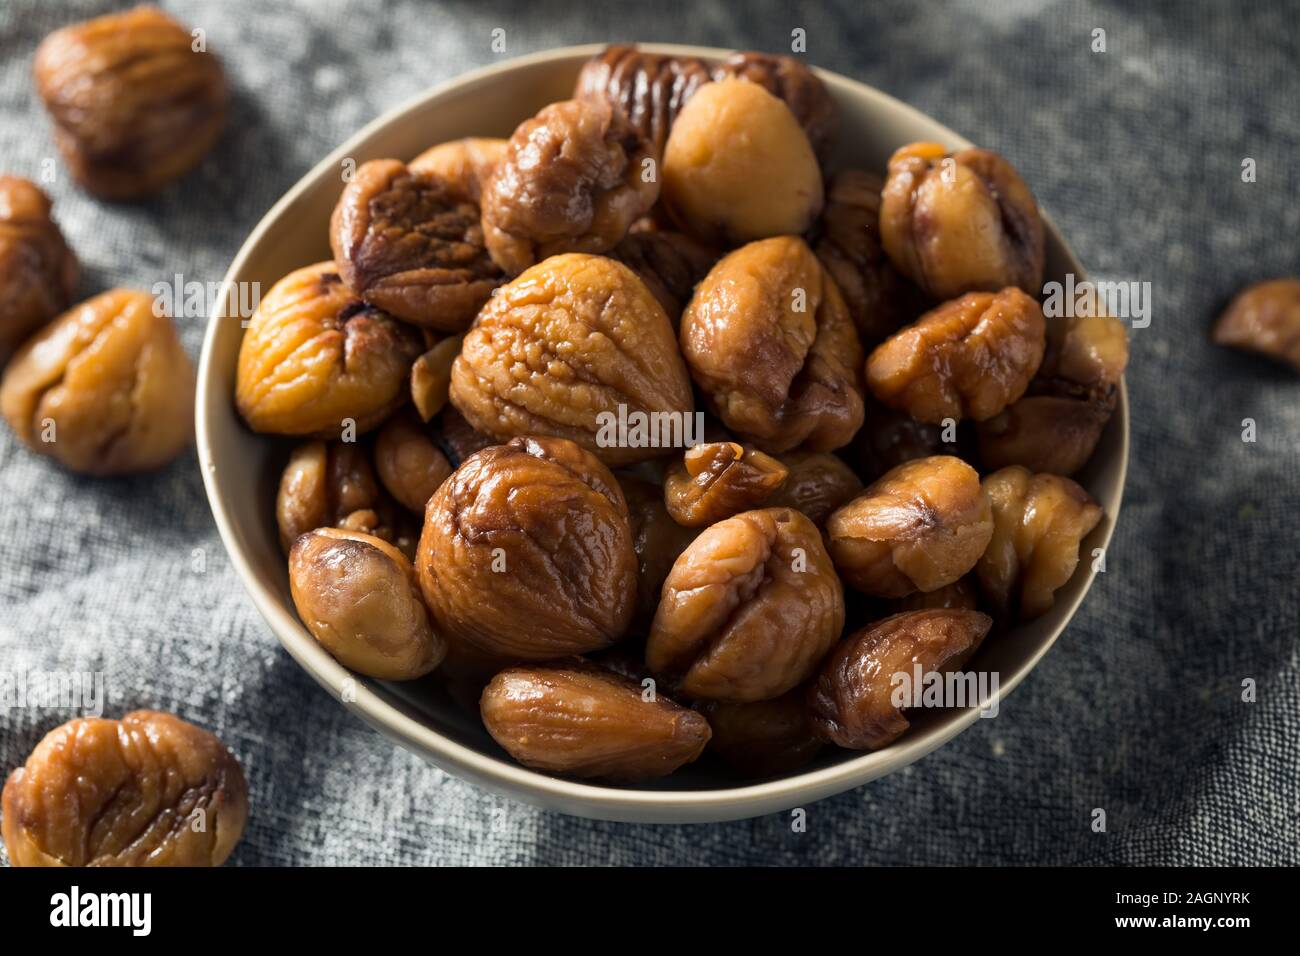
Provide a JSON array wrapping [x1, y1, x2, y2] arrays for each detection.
[[33, 6, 228, 199], [826, 456, 993, 598], [663, 78, 822, 245], [879, 142, 1045, 300], [663, 441, 788, 527], [977, 466, 1103, 620], [373, 410, 452, 513], [330, 159, 501, 330], [2, 710, 248, 866], [0, 176, 79, 363], [480, 658, 710, 781], [0, 288, 194, 475], [681, 236, 864, 453], [866, 287, 1046, 424], [648, 507, 844, 702], [289, 527, 445, 680], [573, 45, 713, 156], [450, 253, 694, 466], [416, 436, 638, 660], [481, 98, 658, 275], [712, 51, 839, 164], [808, 609, 992, 750], [1212, 278, 1300, 372], [235, 262, 424, 438]]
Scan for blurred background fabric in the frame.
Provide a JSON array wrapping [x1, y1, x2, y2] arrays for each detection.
[[1, 0, 1296, 866]]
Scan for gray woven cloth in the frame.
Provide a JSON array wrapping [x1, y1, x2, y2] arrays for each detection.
[[1, 0, 1296, 866]]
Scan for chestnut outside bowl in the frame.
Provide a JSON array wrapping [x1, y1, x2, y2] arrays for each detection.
[[196, 44, 1129, 824]]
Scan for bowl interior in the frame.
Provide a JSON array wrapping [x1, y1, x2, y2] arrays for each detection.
[[197, 44, 1127, 822]]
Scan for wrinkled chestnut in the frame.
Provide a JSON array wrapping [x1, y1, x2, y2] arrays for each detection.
[[409, 137, 507, 203], [481, 98, 658, 275], [33, 6, 228, 199], [0, 176, 78, 363], [289, 527, 445, 680], [977, 466, 1103, 620], [681, 236, 864, 453], [2, 710, 248, 866], [978, 308, 1129, 475], [330, 159, 501, 330], [713, 51, 838, 164], [480, 658, 710, 781], [573, 45, 713, 156], [373, 410, 452, 513], [815, 168, 922, 348], [235, 262, 424, 437], [827, 456, 992, 598], [879, 142, 1045, 300], [808, 609, 992, 750], [663, 78, 823, 244], [697, 688, 824, 777], [648, 507, 844, 702], [866, 287, 1046, 423], [767, 450, 864, 526], [608, 229, 717, 323], [663, 441, 788, 527], [1212, 278, 1300, 372], [450, 253, 694, 466], [0, 288, 194, 475], [620, 475, 698, 626], [417, 436, 637, 660]]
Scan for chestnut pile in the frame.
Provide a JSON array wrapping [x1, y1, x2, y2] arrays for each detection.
[[231, 44, 1131, 784]]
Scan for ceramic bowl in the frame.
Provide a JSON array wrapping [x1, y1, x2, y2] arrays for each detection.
[[196, 43, 1128, 823]]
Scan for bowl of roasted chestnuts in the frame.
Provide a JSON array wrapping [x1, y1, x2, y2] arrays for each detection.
[[197, 43, 1129, 822]]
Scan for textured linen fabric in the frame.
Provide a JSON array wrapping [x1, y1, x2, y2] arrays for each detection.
[[0, 0, 1296, 866]]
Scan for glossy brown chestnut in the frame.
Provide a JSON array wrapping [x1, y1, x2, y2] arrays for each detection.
[[977, 466, 1103, 620], [235, 263, 424, 438], [450, 253, 694, 466], [289, 527, 446, 680], [481, 98, 658, 275], [480, 657, 710, 781], [663, 441, 788, 527], [808, 609, 992, 750], [2, 710, 248, 866], [866, 287, 1046, 424], [681, 236, 864, 453], [826, 456, 993, 598], [648, 507, 844, 702], [33, 6, 228, 199], [416, 436, 638, 660], [879, 142, 1045, 300], [0, 288, 194, 475], [0, 176, 79, 363], [573, 45, 713, 156], [330, 159, 501, 330], [1212, 278, 1300, 372]]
